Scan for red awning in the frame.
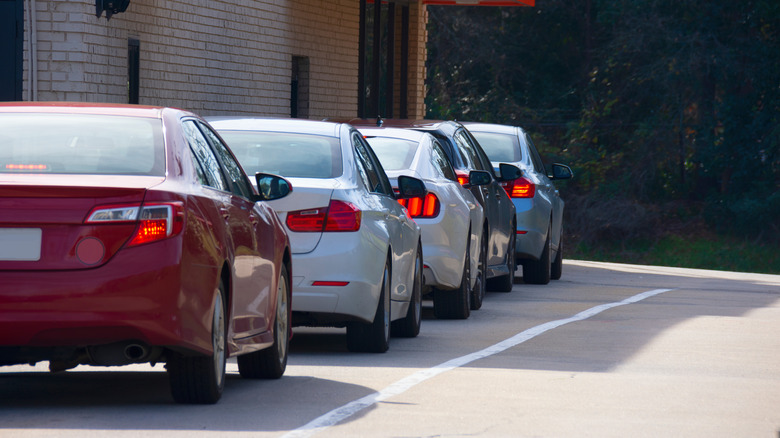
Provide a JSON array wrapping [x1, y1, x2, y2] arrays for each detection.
[[422, 0, 534, 5]]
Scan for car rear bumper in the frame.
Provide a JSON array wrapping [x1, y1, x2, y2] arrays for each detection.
[[0, 240, 216, 358], [513, 198, 547, 261], [290, 234, 385, 325]]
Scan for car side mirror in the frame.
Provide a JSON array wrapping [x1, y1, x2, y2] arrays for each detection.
[[396, 175, 427, 199], [255, 173, 292, 201], [467, 170, 492, 187], [498, 163, 523, 181], [549, 163, 573, 180]]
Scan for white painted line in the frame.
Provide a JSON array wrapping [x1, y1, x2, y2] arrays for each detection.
[[282, 288, 675, 438]]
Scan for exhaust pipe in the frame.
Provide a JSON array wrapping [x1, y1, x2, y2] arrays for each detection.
[[124, 344, 149, 361], [88, 341, 152, 365]]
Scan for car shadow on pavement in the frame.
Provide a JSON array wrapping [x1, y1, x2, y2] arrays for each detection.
[[0, 368, 378, 433]]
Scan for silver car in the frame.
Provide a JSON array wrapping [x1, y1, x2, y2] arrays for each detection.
[[464, 123, 573, 284], [359, 127, 489, 319], [208, 118, 424, 352]]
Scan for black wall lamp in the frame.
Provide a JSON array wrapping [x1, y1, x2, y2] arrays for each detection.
[[96, 0, 130, 19]]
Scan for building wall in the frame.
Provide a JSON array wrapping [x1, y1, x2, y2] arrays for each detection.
[[406, 1, 427, 119], [21, 0, 427, 118]]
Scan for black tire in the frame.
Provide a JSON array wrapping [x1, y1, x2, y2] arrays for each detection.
[[433, 240, 471, 320], [470, 230, 487, 310], [238, 264, 290, 379], [392, 245, 423, 338], [346, 260, 391, 353], [551, 236, 563, 281], [488, 222, 516, 292], [167, 281, 227, 404], [523, 225, 551, 285]]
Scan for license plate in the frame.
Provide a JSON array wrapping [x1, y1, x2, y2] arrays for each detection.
[[0, 228, 42, 261]]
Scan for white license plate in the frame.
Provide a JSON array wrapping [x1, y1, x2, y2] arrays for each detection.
[[0, 228, 42, 261]]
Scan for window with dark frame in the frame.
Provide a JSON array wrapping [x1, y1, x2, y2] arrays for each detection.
[[291, 56, 310, 118], [127, 38, 139, 104]]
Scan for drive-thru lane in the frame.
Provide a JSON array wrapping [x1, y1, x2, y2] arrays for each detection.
[[1, 260, 779, 438]]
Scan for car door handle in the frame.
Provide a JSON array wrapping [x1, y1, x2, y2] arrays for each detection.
[[219, 207, 230, 221], [249, 212, 259, 226]]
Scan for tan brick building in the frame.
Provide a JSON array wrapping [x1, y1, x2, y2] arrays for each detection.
[[1, 0, 531, 119]]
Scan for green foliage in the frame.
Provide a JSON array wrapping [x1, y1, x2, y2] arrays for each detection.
[[427, 0, 780, 253], [570, 233, 780, 275]]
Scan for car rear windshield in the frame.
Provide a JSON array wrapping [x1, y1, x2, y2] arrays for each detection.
[[469, 131, 522, 163], [0, 113, 165, 175], [364, 137, 418, 170], [218, 131, 343, 179]]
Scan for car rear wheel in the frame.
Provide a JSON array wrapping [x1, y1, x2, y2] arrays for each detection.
[[167, 281, 227, 404], [392, 245, 423, 338], [523, 225, 551, 285], [238, 264, 290, 379], [488, 222, 516, 292], [551, 237, 563, 280], [346, 260, 391, 353], [470, 230, 487, 310], [433, 239, 471, 320]]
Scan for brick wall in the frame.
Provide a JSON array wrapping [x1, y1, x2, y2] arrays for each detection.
[[23, 0, 365, 118]]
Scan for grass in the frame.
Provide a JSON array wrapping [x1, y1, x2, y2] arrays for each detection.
[[569, 234, 780, 275]]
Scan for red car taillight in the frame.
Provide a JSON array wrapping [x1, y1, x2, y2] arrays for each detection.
[[85, 202, 185, 247], [286, 200, 362, 232], [398, 193, 440, 218], [501, 177, 536, 198], [455, 170, 470, 187]]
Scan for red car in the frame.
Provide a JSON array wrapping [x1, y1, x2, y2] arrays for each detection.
[[0, 102, 293, 404]]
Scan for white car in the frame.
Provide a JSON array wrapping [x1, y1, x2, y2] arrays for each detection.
[[360, 127, 489, 319], [208, 118, 424, 353], [464, 122, 573, 284]]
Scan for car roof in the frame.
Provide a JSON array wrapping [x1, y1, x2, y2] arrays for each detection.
[[335, 118, 463, 133], [0, 101, 167, 118], [206, 117, 345, 137], [460, 122, 521, 135], [356, 126, 431, 142]]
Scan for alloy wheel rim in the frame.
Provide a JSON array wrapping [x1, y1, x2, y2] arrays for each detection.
[[213, 292, 226, 386], [277, 276, 289, 364]]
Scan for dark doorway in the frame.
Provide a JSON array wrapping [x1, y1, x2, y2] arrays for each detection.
[[0, 0, 24, 101], [358, 0, 409, 119]]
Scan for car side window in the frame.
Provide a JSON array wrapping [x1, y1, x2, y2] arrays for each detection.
[[453, 130, 482, 170], [525, 133, 547, 175], [352, 133, 392, 196], [198, 122, 255, 200], [431, 141, 457, 182], [183, 120, 228, 191], [464, 130, 496, 174]]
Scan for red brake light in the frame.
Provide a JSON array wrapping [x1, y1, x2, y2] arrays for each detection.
[[85, 202, 185, 246], [129, 204, 185, 246], [286, 207, 327, 232], [398, 193, 440, 218], [501, 177, 536, 198], [5, 164, 49, 171], [325, 200, 361, 231], [455, 170, 470, 187], [286, 200, 361, 232]]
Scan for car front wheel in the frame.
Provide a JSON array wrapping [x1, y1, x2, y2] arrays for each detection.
[[238, 264, 290, 379]]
